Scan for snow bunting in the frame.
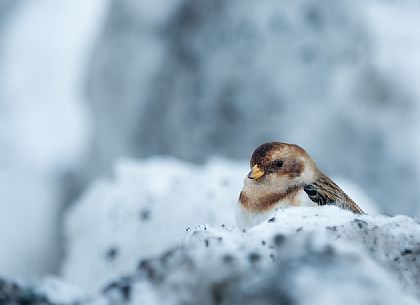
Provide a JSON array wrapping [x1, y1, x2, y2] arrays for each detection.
[[236, 142, 363, 228]]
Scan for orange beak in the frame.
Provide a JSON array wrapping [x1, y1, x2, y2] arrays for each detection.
[[248, 165, 265, 180]]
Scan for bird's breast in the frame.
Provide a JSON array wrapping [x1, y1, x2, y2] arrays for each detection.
[[239, 186, 314, 212]]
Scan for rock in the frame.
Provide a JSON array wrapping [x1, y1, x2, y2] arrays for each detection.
[[0, 278, 52, 305], [0, 277, 87, 305]]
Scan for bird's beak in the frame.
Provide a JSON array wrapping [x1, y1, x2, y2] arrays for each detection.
[[248, 165, 265, 180]]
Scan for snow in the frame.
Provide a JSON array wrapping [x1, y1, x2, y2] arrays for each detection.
[[0, 166, 59, 277], [0, 0, 107, 277], [1, 0, 106, 170], [62, 158, 245, 291], [63, 205, 420, 305], [63, 158, 382, 292], [179, 211, 420, 305], [247, 207, 420, 297], [0, 0, 420, 303], [0, 158, 418, 304], [37, 277, 88, 305], [146, 206, 420, 304]]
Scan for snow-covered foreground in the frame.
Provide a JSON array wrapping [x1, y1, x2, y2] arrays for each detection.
[[99, 207, 420, 305], [2, 210, 420, 304], [38, 158, 418, 303], [2, 0, 420, 281], [62, 158, 244, 290], [61, 157, 378, 291], [1, 158, 420, 304]]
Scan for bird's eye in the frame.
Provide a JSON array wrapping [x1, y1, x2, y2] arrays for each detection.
[[274, 160, 283, 168]]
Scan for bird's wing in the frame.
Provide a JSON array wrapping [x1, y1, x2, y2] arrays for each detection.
[[304, 173, 364, 214]]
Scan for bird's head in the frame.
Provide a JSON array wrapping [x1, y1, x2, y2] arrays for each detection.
[[246, 142, 318, 192]]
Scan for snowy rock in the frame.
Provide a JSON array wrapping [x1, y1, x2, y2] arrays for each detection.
[[0, 278, 52, 305], [62, 157, 246, 291], [0, 277, 88, 305], [85, 0, 420, 215]]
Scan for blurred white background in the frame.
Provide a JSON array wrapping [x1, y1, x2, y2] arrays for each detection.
[[0, 0, 420, 280]]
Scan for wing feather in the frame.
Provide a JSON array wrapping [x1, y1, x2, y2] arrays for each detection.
[[304, 173, 364, 214]]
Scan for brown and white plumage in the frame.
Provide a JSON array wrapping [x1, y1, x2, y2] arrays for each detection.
[[236, 142, 363, 228], [303, 173, 363, 214]]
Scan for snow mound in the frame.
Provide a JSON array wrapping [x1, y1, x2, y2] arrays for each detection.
[[4, 207, 420, 304], [62, 157, 246, 291], [227, 206, 420, 297], [98, 207, 420, 305], [62, 158, 380, 292]]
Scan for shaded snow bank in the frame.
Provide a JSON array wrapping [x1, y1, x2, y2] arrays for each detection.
[[1, 156, 418, 304], [100, 212, 420, 305], [237, 207, 420, 296], [5, 207, 420, 305], [62, 158, 244, 291], [62, 158, 378, 291]]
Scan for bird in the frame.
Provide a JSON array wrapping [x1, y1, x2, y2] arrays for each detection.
[[236, 142, 364, 228]]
